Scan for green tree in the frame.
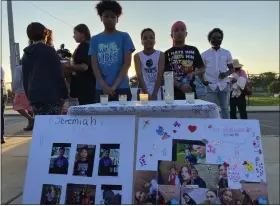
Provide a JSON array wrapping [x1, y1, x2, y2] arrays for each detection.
[[268, 81, 280, 94], [249, 72, 278, 91]]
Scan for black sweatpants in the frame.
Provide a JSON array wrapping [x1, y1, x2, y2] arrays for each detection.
[[230, 93, 248, 119]]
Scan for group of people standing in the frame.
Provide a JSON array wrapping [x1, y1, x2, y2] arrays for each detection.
[[1, 0, 250, 144]]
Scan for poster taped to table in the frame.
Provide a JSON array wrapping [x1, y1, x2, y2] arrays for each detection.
[[134, 118, 269, 205], [22, 115, 136, 204]]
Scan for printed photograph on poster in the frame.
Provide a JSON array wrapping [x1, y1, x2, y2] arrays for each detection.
[[157, 161, 219, 188], [133, 171, 158, 205], [172, 139, 206, 164], [191, 164, 220, 189], [49, 143, 71, 174], [180, 188, 220, 205], [65, 184, 96, 205], [100, 185, 122, 205], [98, 144, 120, 176], [157, 160, 185, 186], [73, 144, 95, 177], [218, 188, 244, 205], [218, 163, 229, 188], [157, 185, 180, 204], [40, 184, 62, 205], [241, 182, 269, 204]]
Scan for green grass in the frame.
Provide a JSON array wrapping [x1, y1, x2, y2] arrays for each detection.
[[247, 96, 279, 106], [176, 152, 185, 163]]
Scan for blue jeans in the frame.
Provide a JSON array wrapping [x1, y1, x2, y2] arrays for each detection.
[[207, 84, 230, 119]]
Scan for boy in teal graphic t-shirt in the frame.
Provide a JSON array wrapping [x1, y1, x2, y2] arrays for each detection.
[[89, 0, 135, 103]]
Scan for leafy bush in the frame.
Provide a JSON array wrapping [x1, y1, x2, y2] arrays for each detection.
[[268, 81, 280, 94]]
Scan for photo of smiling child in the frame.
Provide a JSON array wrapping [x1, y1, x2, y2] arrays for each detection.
[[73, 144, 95, 177], [172, 139, 206, 164]]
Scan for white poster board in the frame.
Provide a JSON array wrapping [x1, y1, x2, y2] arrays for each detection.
[[134, 118, 268, 205], [23, 115, 136, 204]]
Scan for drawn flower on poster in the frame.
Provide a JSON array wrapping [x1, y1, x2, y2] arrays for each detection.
[[173, 121, 181, 128]]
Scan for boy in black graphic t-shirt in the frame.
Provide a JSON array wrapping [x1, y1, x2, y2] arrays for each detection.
[[165, 21, 205, 100], [73, 147, 93, 177]]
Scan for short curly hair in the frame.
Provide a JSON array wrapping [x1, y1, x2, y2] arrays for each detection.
[[141, 28, 155, 38], [207, 28, 224, 42], [95, 0, 123, 17]]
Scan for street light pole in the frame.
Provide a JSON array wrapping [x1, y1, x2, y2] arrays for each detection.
[[7, 0, 16, 85]]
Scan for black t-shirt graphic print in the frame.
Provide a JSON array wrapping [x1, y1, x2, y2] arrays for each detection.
[[73, 160, 90, 177], [164, 45, 204, 100]]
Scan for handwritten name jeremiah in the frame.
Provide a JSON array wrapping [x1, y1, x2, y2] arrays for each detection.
[[50, 116, 96, 126]]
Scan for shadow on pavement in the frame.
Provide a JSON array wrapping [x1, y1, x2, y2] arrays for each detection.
[[1, 137, 31, 205]]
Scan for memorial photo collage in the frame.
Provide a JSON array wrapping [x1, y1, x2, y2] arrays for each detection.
[[41, 143, 122, 205], [134, 139, 269, 205]]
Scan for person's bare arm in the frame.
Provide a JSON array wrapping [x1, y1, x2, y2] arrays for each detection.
[[91, 55, 114, 95], [151, 52, 165, 99], [194, 65, 205, 76], [134, 53, 148, 94], [227, 63, 234, 75], [112, 51, 133, 91]]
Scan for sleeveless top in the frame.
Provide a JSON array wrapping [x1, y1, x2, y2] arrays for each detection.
[[138, 50, 162, 100]]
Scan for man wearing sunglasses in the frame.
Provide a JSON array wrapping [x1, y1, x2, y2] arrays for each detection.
[[201, 28, 234, 119]]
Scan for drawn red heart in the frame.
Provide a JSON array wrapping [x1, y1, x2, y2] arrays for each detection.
[[188, 125, 197, 133], [223, 162, 229, 168], [173, 130, 177, 133]]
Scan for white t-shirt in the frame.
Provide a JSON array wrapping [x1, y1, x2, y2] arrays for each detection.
[[138, 50, 162, 100]]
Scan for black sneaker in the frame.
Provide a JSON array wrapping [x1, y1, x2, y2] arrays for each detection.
[[24, 119, 34, 131]]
